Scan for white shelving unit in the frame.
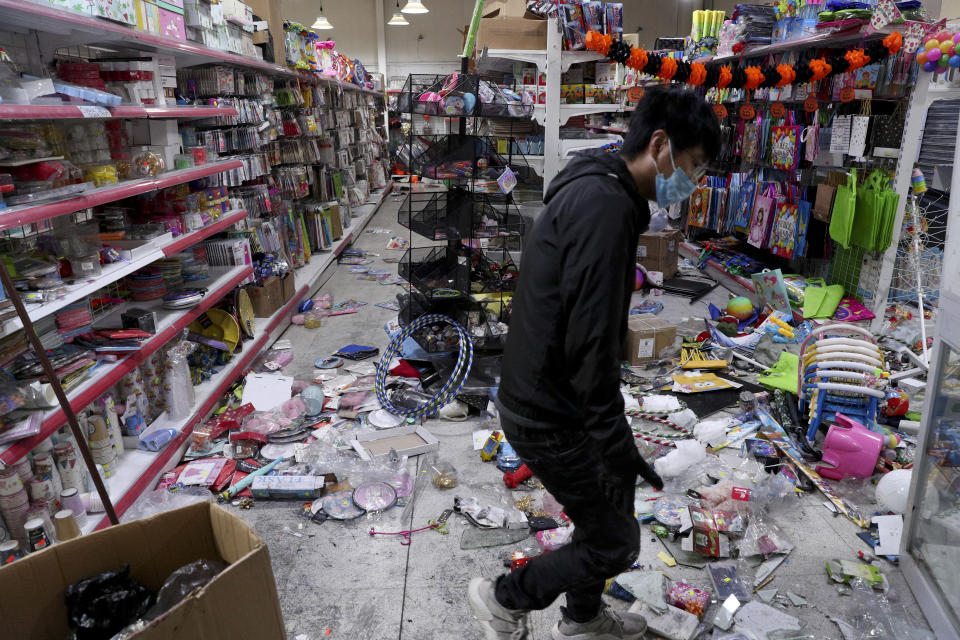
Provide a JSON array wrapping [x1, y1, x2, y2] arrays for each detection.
[[482, 18, 621, 189]]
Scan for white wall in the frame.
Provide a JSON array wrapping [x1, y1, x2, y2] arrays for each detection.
[[279, 0, 474, 82]]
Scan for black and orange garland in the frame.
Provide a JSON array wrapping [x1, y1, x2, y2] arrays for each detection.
[[585, 30, 903, 91]]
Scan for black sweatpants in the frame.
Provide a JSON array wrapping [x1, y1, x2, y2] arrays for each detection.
[[494, 418, 640, 622]]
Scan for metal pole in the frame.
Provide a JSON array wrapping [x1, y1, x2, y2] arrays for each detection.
[[0, 263, 119, 526]]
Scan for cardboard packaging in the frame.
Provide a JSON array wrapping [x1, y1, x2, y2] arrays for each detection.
[[245, 0, 284, 63], [622, 313, 677, 365], [636, 229, 682, 280], [247, 273, 294, 318], [476, 0, 547, 51], [0, 502, 285, 639]]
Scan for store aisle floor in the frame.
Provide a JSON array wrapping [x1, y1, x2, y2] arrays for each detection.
[[237, 196, 930, 640]]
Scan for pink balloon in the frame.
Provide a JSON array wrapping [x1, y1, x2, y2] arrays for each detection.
[[936, 30, 952, 42], [953, 32, 960, 44], [929, 47, 943, 61]]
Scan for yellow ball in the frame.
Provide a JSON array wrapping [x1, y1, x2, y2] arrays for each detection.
[[941, 41, 954, 54], [926, 39, 940, 51], [727, 296, 754, 320]]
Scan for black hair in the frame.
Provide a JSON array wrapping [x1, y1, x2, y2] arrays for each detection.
[[621, 85, 721, 161]]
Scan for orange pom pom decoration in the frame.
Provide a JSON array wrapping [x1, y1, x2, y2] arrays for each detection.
[[809, 58, 832, 82], [776, 63, 796, 87], [744, 65, 763, 90], [627, 47, 648, 71], [883, 31, 903, 54], [660, 56, 678, 81], [688, 62, 707, 86], [586, 31, 613, 56], [717, 65, 733, 89], [845, 48, 870, 71]]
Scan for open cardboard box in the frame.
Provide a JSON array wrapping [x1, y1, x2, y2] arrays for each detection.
[[0, 502, 285, 639], [475, 0, 547, 51]]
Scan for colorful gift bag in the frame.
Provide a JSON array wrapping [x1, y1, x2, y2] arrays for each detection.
[[688, 186, 711, 228], [795, 199, 812, 258], [769, 202, 799, 258], [742, 121, 761, 165], [747, 188, 776, 249], [751, 269, 793, 316], [733, 182, 757, 233], [771, 125, 801, 170]]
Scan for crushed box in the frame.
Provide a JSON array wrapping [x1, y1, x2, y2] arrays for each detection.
[[637, 229, 682, 279], [0, 502, 285, 639], [622, 313, 677, 365]]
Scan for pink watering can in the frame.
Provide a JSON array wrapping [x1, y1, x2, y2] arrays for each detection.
[[815, 413, 884, 480]]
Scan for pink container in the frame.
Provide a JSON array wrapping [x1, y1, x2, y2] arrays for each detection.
[[816, 413, 884, 480]]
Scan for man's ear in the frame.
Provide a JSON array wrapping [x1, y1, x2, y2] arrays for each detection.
[[647, 129, 668, 157]]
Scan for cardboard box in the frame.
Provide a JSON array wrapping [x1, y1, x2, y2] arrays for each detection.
[[244, 0, 284, 63], [0, 502, 285, 639], [246, 276, 284, 317], [636, 229, 682, 279], [622, 313, 677, 365], [280, 272, 296, 302], [475, 0, 547, 51]]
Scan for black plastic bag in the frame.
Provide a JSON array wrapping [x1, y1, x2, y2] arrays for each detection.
[[65, 565, 154, 640]]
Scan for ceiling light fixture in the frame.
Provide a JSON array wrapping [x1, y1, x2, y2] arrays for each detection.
[[401, 0, 429, 14], [388, 0, 409, 25], [311, 2, 333, 29]]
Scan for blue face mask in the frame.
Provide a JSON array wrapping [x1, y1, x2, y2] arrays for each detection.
[[654, 140, 698, 208]]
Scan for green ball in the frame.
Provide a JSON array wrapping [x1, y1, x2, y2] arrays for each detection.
[[940, 55, 951, 66], [727, 296, 754, 320], [955, 43, 960, 55]]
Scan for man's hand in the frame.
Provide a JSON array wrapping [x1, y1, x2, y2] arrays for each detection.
[[637, 459, 664, 491]]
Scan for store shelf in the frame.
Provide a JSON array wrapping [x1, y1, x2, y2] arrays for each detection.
[[0, 0, 293, 75], [533, 103, 622, 125], [292, 185, 392, 295], [82, 287, 294, 533], [701, 24, 904, 64], [0, 104, 240, 120], [0, 264, 252, 466], [482, 48, 604, 73], [0, 159, 242, 232], [161, 208, 248, 256], [0, 209, 248, 336], [80, 188, 391, 531]]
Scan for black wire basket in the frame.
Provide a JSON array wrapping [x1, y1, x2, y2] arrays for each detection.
[[397, 73, 533, 119]]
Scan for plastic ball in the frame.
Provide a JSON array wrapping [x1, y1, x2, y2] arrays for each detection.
[[928, 47, 942, 61], [925, 38, 940, 51], [883, 389, 909, 416], [726, 296, 754, 320], [937, 63, 950, 73], [936, 30, 952, 42], [916, 51, 928, 64], [875, 469, 912, 513], [955, 43, 960, 55], [635, 268, 645, 290], [462, 92, 477, 113], [941, 41, 955, 54], [954, 32, 960, 43], [924, 61, 938, 72], [940, 54, 951, 67], [950, 55, 960, 68]]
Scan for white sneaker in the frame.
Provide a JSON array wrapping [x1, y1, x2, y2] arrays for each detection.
[[551, 605, 647, 639], [468, 577, 532, 640]]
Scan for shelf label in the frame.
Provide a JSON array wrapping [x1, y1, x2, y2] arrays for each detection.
[[739, 104, 755, 120], [804, 97, 818, 113], [77, 106, 111, 118], [712, 104, 728, 119], [770, 102, 785, 118]]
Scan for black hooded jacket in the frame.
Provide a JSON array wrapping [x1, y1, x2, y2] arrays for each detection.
[[495, 149, 654, 479]]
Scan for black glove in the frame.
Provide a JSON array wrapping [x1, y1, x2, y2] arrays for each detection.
[[637, 457, 664, 491]]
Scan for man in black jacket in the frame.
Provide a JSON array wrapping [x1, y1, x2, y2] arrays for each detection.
[[469, 86, 721, 640]]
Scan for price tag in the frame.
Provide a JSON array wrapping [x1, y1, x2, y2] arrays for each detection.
[[77, 105, 111, 118], [712, 104, 728, 119], [840, 87, 855, 103], [739, 104, 755, 120], [627, 87, 644, 102], [804, 97, 818, 113], [770, 102, 785, 117]]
